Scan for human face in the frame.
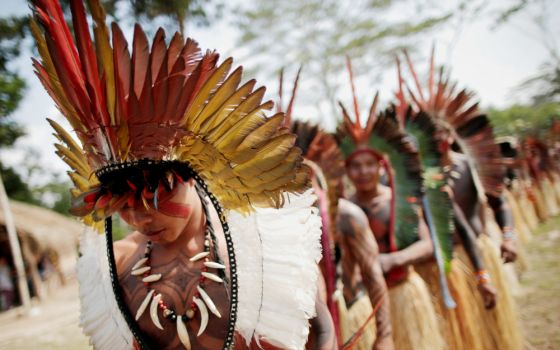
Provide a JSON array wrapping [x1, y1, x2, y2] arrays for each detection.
[[118, 180, 199, 244], [346, 151, 380, 193]]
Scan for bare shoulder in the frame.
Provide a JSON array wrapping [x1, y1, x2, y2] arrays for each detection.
[[337, 198, 369, 233], [113, 232, 143, 271]]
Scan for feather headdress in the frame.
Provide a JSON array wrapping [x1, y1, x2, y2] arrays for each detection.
[[338, 57, 424, 252], [31, 1, 321, 349], [400, 48, 506, 198], [31, 0, 309, 223]]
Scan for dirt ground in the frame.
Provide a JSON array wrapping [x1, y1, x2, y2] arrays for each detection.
[[0, 219, 558, 349], [515, 218, 560, 350]]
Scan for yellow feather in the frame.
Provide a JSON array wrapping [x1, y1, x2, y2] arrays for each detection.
[[87, 0, 115, 125], [202, 80, 256, 132], [213, 108, 269, 153], [249, 173, 298, 192], [68, 171, 94, 192], [192, 67, 242, 132], [231, 113, 285, 163], [55, 151, 88, 177], [48, 119, 83, 156], [206, 87, 269, 144], [55, 144, 90, 177], [116, 123, 129, 160], [183, 58, 233, 129], [234, 133, 295, 178], [251, 148, 301, 183], [286, 166, 311, 192]]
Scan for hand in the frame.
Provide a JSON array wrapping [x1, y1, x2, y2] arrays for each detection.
[[378, 253, 397, 274], [373, 334, 395, 350], [500, 240, 518, 263], [477, 282, 497, 309]]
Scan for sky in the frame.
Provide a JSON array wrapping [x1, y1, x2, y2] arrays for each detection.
[[1, 0, 559, 183]]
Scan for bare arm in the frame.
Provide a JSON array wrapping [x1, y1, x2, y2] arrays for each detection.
[[452, 201, 485, 271], [338, 200, 394, 350], [309, 293, 337, 350], [487, 194, 517, 263], [487, 194, 513, 231]]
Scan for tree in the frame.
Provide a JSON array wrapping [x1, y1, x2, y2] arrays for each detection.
[[235, 0, 454, 123], [492, 0, 559, 105], [0, 15, 31, 200], [0, 16, 28, 148], [127, 0, 223, 35], [487, 102, 560, 138]]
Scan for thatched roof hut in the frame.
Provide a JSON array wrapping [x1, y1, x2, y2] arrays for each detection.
[[0, 200, 82, 298]]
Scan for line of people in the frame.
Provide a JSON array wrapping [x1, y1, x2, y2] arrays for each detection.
[[278, 51, 559, 350]]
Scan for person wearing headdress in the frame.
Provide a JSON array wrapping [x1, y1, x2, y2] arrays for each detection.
[[509, 144, 541, 231], [278, 69, 394, 350], [402, 51, 523, 350], [496, 137, 531, 272], [30, 1, 324, 349], [525, 136, 560, 218], [337, 58, 445, 350]]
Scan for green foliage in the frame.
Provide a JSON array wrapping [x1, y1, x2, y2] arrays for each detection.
[[488, 102, 560, 137], [33, 178, 73, 216], [0, 16, 28, 148], [0, 162, 38, 204], [0, 73, 25, 147], [405, 113, 454, 272], [128, 0, 223, 34]]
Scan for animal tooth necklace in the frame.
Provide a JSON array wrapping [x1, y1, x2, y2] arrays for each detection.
[[132, 225, 226, 350]]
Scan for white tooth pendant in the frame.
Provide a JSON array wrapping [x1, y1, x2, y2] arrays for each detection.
[[203, 262, 226, 269], [132, 257, 148, 271], [201, 272, 223, 283], [177, 315, 192, 350], [142, 273, 162, 283], [189, 251, 210, 262], [136, 289, 155, 321], [131, 266, 151, 276], [193, 297, 208, 336], [197, 286, 221, 318], [150, 293, 164, 330]]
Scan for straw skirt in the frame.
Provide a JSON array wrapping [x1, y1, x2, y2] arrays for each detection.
[[388, 270, 446, 350], [416, 260, 484, 350], [336, 291, 376, 350]]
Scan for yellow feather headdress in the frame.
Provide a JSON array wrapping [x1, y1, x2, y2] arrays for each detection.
[[31, 0, 309, 223]]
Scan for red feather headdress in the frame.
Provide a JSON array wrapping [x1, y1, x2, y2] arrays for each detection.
[[31, 0, 309, 223], [400, 48, 506, 198]]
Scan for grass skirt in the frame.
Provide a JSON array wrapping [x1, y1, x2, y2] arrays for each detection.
[[552, 173, 560, 205], [503, 189, 530, 272], [389, 270, 446, 350], [336, 291, 376, 350], [532, 184, 550, 221], [514, 186, 539, 231], [541, 177, 560, 216], [416, 260, 484, 350], [456, 237, 523, 350]]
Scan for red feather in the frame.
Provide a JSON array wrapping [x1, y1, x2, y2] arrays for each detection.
[[111, 24, 131, 123], [150, 29, 167, 84], [167, 32, 184, 73], [131, 24, 150, 100]]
